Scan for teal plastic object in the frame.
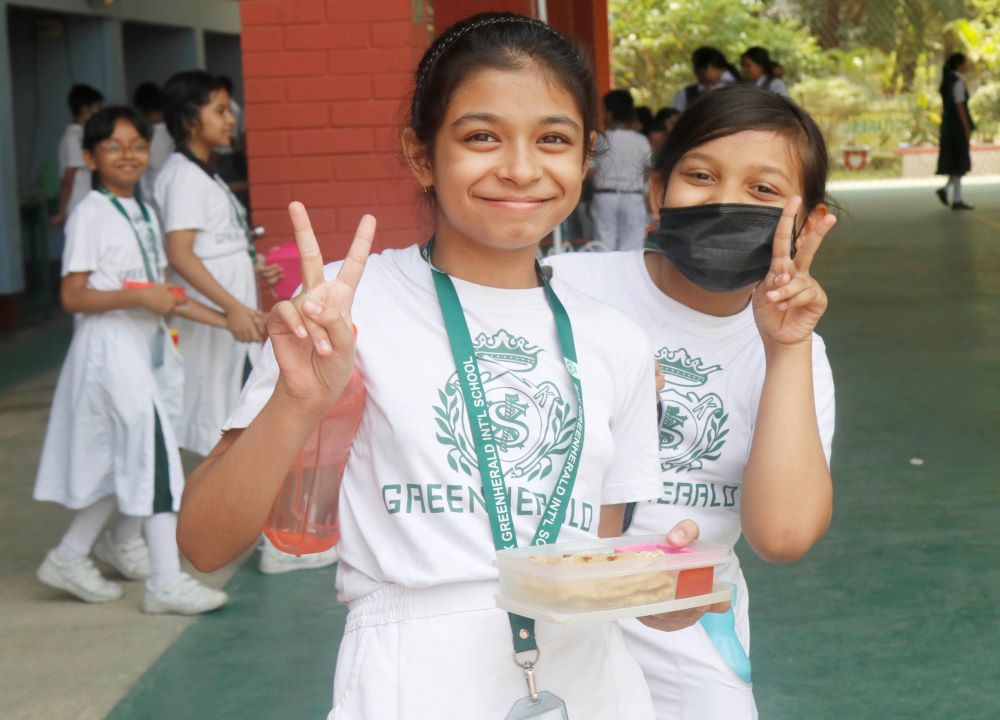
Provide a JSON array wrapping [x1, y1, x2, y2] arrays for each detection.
[[699, 585, 752, 684]]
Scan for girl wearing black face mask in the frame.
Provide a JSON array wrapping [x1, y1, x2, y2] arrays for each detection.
[[545, 84, 837, 720]]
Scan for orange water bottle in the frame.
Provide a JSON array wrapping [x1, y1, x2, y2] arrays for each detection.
[[264, 366, 366, 555]]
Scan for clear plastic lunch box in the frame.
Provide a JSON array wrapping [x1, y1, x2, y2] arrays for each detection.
[[494, 534, 730, 622]]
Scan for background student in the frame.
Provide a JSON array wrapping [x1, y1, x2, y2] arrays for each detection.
[[35, 106, 230, 615], [740, 46, 790, 97], [155, 70, 274, 458], [132, 82, 175, 208], [51, 84, 103, 227], [591, 89, 653, 252], [936, 52, 976, 210], [670, 47, 736, 113]]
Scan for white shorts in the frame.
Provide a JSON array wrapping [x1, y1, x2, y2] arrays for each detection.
[[329, 581, 655, 719], [620, 571, 756, 720]]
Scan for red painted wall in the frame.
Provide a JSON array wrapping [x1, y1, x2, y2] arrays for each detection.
[[240, 0, 431, 262], [239, 0, 611, 264]]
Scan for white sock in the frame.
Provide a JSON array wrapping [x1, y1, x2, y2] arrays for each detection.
[[54, 497, 116, 564], [143, 513, 183, 590], [951, 175, 963, 203], [111, 514, 144, 544]]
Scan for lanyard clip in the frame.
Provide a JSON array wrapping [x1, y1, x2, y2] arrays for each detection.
[[513, 648, 541, 704]]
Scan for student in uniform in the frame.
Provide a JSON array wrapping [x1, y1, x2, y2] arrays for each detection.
[[154, 71, 278, 458], [935, 53, 975, 210], [670, 47, 736, 113], [51, 84, 103, 227], [34, 107, 230, 615], [133, 82, 174, 209], [740, 47, 790, 97], [590, 89, 653, 252], [545, 84, 838, 719], [177, 13, 724, 719]]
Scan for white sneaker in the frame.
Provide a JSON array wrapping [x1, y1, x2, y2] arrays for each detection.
[[259, 542, 339, 575], [142, 573, 229, 615], [37, 550, 124, 603], [93, 531, 151, 580]]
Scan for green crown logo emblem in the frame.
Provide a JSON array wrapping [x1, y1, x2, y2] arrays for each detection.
[[655, 347, 721, 387], [475, 329, 541, 371]]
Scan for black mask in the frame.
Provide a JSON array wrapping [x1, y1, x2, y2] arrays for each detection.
[[648, 204, 785, 292]]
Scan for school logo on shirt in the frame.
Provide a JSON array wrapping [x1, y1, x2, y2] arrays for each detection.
[[433, 329, 577, 483], [656, 347, 729, 472]]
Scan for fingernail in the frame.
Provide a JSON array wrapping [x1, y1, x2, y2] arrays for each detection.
[[318, 339, 332, 354], [303, 299, 322, 316], [767, 290, 780, 300], [779, 301, 789, 310], [667, 529, 685, 545], [295, 325, 307, 338]]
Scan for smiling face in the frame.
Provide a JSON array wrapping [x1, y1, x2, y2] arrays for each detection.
[[406, 65, 589, 252], [660, 130, 800, 212], [189, 89, 235, 148], [84, 118, 150, 194]]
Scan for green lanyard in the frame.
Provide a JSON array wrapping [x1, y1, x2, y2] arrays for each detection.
[[213, 176, 257, 263], [102, 189, 160, 283], [422, 240, 585, 654]]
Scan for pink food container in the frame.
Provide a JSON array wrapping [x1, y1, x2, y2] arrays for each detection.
[[266, 242, 302, 300]]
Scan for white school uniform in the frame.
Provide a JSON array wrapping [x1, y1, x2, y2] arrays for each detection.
[[756, 75, 790, 97], [139, 122, 175, 209], [154, 152, 259, 456], [34, 190, 185, 515], [224, 245, 662, 719], [57, 123, 92, 217], [544, 250, 836, 720], [590, 128, 652, 252]]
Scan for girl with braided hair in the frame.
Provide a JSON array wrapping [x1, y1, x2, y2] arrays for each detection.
[[179, 12, 720, 719]]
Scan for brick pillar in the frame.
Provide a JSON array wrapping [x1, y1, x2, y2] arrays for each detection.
[[239, 0, 431, 262]]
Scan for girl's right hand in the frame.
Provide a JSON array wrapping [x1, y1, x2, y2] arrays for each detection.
[[141, 285, 185, 316], [227, 304, 264, 342], [269, 202, 374, 413]]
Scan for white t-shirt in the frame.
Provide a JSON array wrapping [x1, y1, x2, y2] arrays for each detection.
[[543, 250, 835, 550], [63, 190, 166, 289], [757, 75, 790, 97], [57, 123, 92, 216], [139, 122, 175, 203], [952, 73, 969, 103], [154, 152, 248, 259], [224, 245, 661, 603], [591, 128, 652, 192]]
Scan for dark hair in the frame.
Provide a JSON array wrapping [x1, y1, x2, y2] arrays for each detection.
[[604, 89, 636, 124], [741, 46, 774, 75], [691, 46, 728, 71], [655, 107, 680, 123], [940, 52, 967, 91], [217, 75, 234, 94], [409, 12, 597, 161], [163, 70, 228, 144], [82, 106, 152, 153], [133, 82, 164, 116], [635, 105, 653, 128], [68, 84, 103, 117], [652, 84, 829, 214]]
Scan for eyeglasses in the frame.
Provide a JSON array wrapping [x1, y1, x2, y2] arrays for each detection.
[[99, 140, 150, 156]]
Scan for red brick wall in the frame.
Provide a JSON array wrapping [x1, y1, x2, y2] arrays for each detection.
[[240, 0, 432, 262]]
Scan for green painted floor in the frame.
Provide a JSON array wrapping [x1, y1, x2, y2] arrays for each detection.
[[11, 181, 1000, 719]]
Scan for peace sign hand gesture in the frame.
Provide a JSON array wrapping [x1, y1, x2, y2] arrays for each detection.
[[753, 196, 837, 347], [269, 202, 374, 413]]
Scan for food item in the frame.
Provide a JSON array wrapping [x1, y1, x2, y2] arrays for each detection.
[[517, 549, 677, 611]]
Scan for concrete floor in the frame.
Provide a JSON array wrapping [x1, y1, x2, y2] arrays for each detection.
[[0, 179, 998, 719]]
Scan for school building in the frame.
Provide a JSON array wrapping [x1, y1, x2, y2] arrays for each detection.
[[0, 0, 610, 333]]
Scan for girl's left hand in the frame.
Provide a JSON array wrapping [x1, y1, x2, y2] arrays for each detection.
[[753, 196, 837, 346], [256, 259, 285, 286]]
